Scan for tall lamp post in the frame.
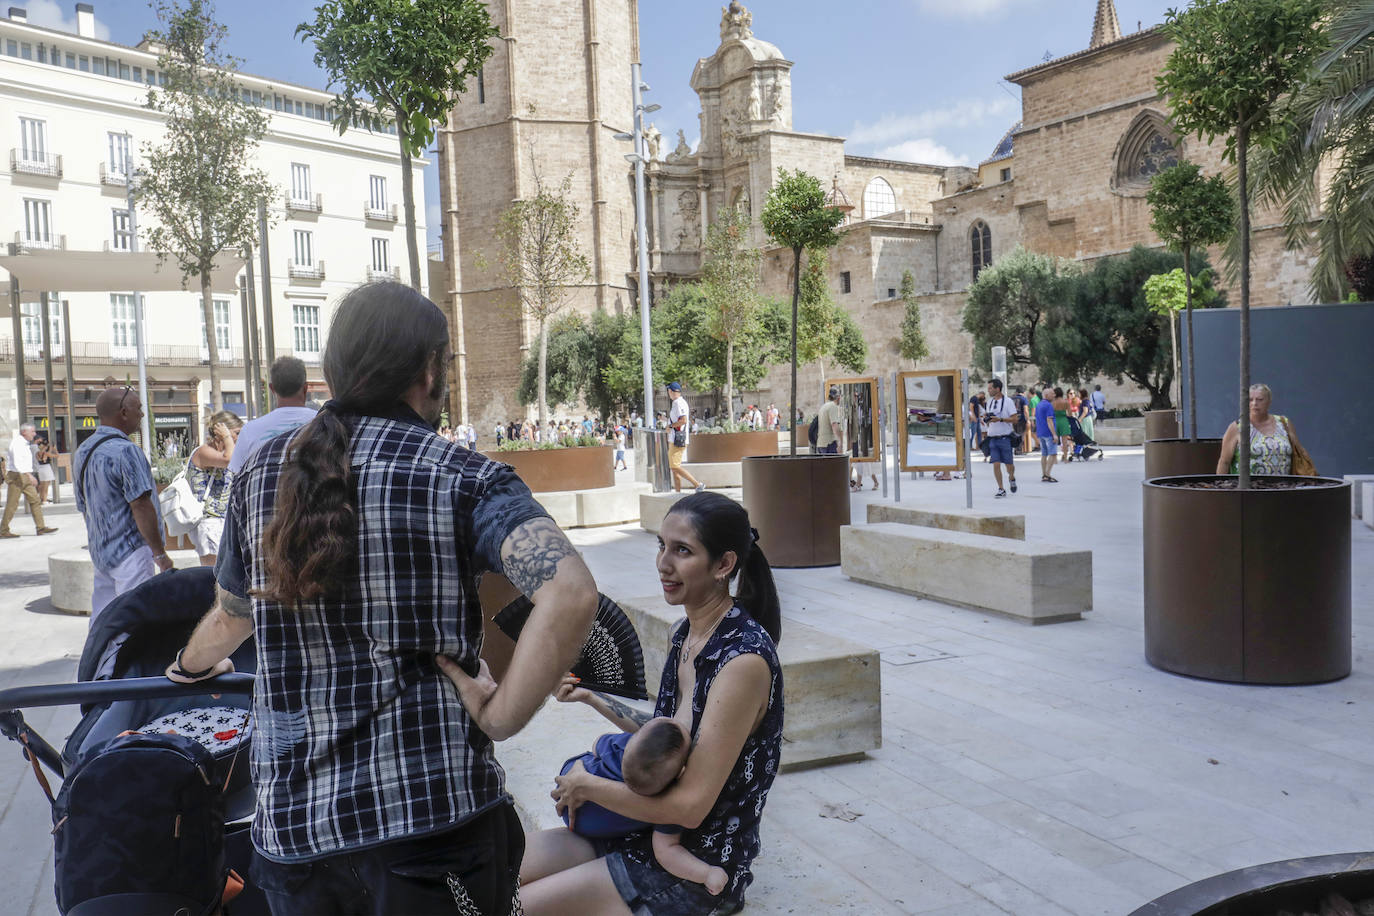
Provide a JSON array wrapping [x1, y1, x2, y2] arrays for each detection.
[[616, 64, 660, 427], [123, 139, 153, 457]]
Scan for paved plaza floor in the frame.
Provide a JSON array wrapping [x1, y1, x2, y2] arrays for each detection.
[[1, 447, 1371, 914]]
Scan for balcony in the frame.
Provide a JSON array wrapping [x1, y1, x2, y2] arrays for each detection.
[[367, 265, 400, 281], [288, 259, 325, 280], [99, 162, 129, 186], [364, 202, 398, 222], [0, 338, 247, 368], [285, 193, 323, 214], [102, 240, 135, 253], [10, 149, 63, 178], [12, 231, 67, 252]]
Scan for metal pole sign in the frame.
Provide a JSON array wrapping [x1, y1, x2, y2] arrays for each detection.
[[124, 140, 152, 457], [878, 375, 888, 500], [891, 371, 901, 503], [962, 368, 973, 509], [631, 63, 655, 430]]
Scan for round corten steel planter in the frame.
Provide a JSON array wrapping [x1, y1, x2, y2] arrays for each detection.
[[742, 454, 850, 568], [687, 430, 779, 463], [1145, 409, 1181, 440], [1143, 438, 1222, 479], [484, 445, 613, 493], [1142, 475, 1351, 685], [1128, 852, 1374, 916]]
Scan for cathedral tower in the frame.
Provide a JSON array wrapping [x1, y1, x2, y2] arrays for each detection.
[[1090, 0, 1123, 48], [436, 0, 640, 429]]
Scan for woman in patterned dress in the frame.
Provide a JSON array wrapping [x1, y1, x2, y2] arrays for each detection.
[[511, 492, 784, 915], [186, 410, 241, 565], [1216, 383, 1308, 476]]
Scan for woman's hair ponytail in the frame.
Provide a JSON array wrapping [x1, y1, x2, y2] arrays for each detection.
[[666, 492, 782, 645], [254, 282, 448, 607]]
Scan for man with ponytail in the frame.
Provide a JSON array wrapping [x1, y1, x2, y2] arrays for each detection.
[[166, 282, 598, 915]]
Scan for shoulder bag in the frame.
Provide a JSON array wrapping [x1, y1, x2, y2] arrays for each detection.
[[1282, 417, 1317, 476], [158, 459, 205, 535]]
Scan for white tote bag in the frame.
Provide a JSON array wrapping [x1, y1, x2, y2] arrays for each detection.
[[158, 464, 204, 536]]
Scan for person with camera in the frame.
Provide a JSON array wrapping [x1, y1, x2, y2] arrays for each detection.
[[982, 378, 1020, 499], [666, 382, 704, 493]]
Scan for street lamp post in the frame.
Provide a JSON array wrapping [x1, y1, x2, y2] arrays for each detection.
[[620, 64, 660, 428], [123, 139, 153, 457]]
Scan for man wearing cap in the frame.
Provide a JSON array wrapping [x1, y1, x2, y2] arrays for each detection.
[[665, 382, 704, 493]]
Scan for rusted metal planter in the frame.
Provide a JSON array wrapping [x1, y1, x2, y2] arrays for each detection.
[[1144, 409, 1181, 440], [1142, 475, 1351, 684], [1143, 438, 1222, 479], [1129, 852, 1374, 916], [483, 445, 613, 493], [687, 430, 779, 463], [741, 454, 850, 568]]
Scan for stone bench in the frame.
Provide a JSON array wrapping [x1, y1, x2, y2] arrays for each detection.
[[841, 523, 1092, 624], [49, 548, 202, 614], [534, 483, 650, 529], [1345, 475, 1374, 519], [683, 461, 742, 488], [639, 490, 745, 534], [867, 502, 1024, 540], [616, 595, 881, 769], [1092, 426, 1144, 446], [1364, 485, 1374, 532]]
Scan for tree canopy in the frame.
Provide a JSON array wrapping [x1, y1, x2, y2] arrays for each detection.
[[139, 0, 275, 412], [700, 205, 764, 416], [961, 247, 1077, 373], [297, 0, 497, 287], [898, 270, 929, 365]]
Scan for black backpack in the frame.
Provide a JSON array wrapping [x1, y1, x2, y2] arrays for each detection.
[[808, 414, 819, 446], [52, 731, 227, 915]]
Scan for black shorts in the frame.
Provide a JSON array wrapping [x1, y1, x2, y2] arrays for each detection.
[[605, 849, 743, 916]]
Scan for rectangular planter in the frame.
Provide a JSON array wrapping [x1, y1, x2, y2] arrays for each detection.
[[482, 445, 614, 493], [686, 430, 779, 463]]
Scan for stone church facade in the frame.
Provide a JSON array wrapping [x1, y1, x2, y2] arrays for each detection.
[[435, 0, 1317, 428]]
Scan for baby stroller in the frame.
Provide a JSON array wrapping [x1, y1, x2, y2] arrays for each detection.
[[0, 566, 266, 915], [1066, 415, 1103, 461]]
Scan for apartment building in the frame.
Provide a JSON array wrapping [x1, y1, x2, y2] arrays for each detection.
[[0, 3, 426, 449]]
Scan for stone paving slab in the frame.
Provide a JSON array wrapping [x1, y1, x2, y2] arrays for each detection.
[[1, 449, 1371, 915]]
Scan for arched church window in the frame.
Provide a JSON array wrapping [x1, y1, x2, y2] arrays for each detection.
[[863, 177, 896, 219], [1113, 110, 1181, 194], [971, 221, 992, 281]]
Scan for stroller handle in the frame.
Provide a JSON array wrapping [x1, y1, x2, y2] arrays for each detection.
[[0, 673, 254, 714]]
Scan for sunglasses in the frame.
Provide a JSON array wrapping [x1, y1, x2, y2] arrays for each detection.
[[117, 385, 135, 411]]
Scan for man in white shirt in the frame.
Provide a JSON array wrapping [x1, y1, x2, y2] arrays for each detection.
[[666, 382, 704, 493], [816, 386, 844, 454], [229, 357, 317, 474], [982, 378, 1020, 498], [1, 423, 56, 537]]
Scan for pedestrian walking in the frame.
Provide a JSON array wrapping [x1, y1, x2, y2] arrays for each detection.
[[666, 382, 704, 492], [1, 423, 57, 538], [816, 385, 844, 454], [1035, 386, 1059, 483], [229, 357, 317, 474], [982, 379, 1019, 498], [73, 388, 173, 617], [186, 411, 242, 566], [34, 434, 56, 504], [166, 282, 599, 915]]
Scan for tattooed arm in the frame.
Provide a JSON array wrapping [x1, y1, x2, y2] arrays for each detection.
[[166, 585, 254, 684], [554, 673, 652, 731], [444, 516, 598, 740]]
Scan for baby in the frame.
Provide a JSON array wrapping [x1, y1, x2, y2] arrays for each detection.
[[560, 716, 729, 896]]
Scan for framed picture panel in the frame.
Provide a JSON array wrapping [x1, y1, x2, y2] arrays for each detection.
[[823, 376, 881, 463], [897, 369, 965, 472]]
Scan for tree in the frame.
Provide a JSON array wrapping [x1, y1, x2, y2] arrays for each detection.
[[514, 308, 639, 419], [1158, 0, 1325, 487], [495, 171, 591, 429], [961, 247, 1076, 373], [759, 169, 846, 455], [1252, 0, 1374, 302], [1147, 161, 1234, 439], [833, 309, 869, 374], [1040, 246, 1223, 409], [516, 312, 588, 411], [297, 0, 497, 289], [700, 205, 764, 419], [898, 270, 929, 366], [1143, 267, 1221, 415], [138, 0, 276, 414], [793, 247, 867, 381]]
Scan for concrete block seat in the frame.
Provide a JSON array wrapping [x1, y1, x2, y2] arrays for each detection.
[[681, 461, 743, 488], [639, 490, 743, 534], [1093, 426, 1145, 446], [615, 595, 881, 769], [1364, 485, 1374, 532], [532, 483, 651, 530], [1346, 475, 1374, 519], [867, 502, 1025, 540], [841, 523, 1092, 624], [49, 548, 202, 614]]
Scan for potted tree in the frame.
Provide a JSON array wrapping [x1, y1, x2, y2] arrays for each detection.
[[1142, 161, 1235, 474], [1143, 0, 1349, 685], [744, 169, 850, 567]]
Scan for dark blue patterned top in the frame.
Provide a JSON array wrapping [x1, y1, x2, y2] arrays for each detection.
[[608, 605, 783, 907], [216, 405, 550, 862]]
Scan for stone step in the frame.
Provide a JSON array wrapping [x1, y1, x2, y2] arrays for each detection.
[[866, 501, 1025, 539], [682, 461, 742, 488], [1345, 475, 1374, 519], [533, 482, 652, 529], [1093, 426, 1144, 446], [638, 489, 744, 534], [49, 548, 202, 614], [614, 594, 881, 769], [841, 523, 1092, 624]]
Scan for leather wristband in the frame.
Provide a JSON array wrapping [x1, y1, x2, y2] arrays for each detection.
[[172, 648, 216, 680]]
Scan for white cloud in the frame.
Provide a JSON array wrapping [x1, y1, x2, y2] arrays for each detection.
[[426, 202, 441, 228], [913, 0, 1036, 20], [871, 139, 972, 166], [23, 0, 112, 40], [847, 97, 1016, 148]]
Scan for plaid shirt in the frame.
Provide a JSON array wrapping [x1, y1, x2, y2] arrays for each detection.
[[217, 406, 549, 862]]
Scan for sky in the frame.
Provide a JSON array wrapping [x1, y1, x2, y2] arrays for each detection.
[[31, 0, 1177, 249]]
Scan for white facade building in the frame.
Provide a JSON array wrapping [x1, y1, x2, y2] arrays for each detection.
[[0, 3, 426, 450]]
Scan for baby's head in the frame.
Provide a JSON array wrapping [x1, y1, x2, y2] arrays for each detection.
[[622, 717, 690, 796]]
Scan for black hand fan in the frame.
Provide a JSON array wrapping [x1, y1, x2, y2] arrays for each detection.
[[493, 592, 649, 701]]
